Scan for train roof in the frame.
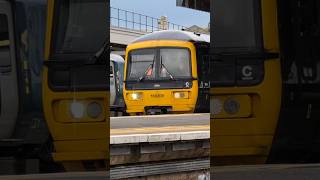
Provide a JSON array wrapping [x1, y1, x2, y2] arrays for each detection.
[[110, 54, 125, 63], [131, 30, 210, 44]]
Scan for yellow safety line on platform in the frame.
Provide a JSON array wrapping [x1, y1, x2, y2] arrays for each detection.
[[110, 125, 210, 135]]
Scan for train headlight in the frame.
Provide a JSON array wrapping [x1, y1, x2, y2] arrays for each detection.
[[70, 101, 85, 119], [224, 98, 240, 114], [87, 102, 103, 118], [173, 92, 189, 99], [128, 92, 142, 100], [210, 98, 223, 115]]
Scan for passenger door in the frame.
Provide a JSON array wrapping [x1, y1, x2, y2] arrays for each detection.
[[0, 1, 19, 139]]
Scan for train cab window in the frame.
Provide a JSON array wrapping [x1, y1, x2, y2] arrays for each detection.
[[127, 49, 156, 80], [159, 48, 191, 79], [0, 14, 11, 69], [52, 0, 108, 60], [127, 48, 192, 82], [211, 0, 263, 53], [48, 0, 108, 91]]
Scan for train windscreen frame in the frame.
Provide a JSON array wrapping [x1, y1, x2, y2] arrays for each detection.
[[125, 47, 193, 90], [126, 47, 192, 81]]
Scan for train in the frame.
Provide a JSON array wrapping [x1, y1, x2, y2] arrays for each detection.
[[110, 53, 125, 115], [123, 30, 211, 115], [0, 0, 109, 173], [210, 0, 320, 165]]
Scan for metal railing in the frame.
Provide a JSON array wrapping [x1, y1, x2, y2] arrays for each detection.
[[111, 7, 187, 33]]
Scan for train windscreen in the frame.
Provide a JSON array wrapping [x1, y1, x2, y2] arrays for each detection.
[[127, 48, 191, 81], [211, 0, 263, 53], [51, 0, 108, 60]]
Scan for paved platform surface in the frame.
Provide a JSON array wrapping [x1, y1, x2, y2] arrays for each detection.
[[110, 113, 210, 135], [111, 130, 210, 144], [110, 114, 210, 129]]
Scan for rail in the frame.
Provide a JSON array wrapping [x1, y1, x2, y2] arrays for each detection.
[[110, 158, 210, 179], [111, 7, 187, 33]]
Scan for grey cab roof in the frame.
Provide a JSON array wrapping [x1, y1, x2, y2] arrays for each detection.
[[131, 30, 210, 44], [110, 54, 125, 63]]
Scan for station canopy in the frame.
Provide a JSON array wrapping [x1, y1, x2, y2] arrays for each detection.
[[176, 0, 210, 12]]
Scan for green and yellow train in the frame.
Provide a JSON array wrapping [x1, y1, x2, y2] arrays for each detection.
[[0, 0, 109, 173]]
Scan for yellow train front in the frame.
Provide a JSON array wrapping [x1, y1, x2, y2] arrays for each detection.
[[209, 0, 320, 165], [209, 0, 282, 165], [123, 30, 209, 115], [43, 0, 109, 171]]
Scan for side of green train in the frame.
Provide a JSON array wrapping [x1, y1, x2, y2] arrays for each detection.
[[0, 0, 109, 174], [0, 0, 57, 173]]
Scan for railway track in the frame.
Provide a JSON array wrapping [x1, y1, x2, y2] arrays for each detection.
[[110, 158, 210, 179]]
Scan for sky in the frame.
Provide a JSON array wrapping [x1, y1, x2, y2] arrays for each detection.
[[110, 0, 210, 28]]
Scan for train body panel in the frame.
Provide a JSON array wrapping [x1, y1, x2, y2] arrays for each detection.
[[212, 59, 282, 161], [43, 0, 109, 165], [268, 0, 320, 163], [0, 0, 48, 144], [0, 0, 20, 139], [0, 0, 109, 173], [209, 0, 281, 164]]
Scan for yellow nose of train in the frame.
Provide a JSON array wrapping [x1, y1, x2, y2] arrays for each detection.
[[122, 30, 210, 115]]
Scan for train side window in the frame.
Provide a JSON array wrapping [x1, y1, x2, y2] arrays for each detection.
[[0, 14, 11, 69], [110, 63, 115, 86], [110, 64, 114, 77]]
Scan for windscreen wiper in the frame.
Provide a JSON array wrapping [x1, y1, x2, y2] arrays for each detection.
[[89, 40, 108, 65], [160, 55, 175, 81], [137, 55, 156, 82], [138, 63, 153, 82]]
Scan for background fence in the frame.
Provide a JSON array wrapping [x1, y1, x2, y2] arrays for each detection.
[[111, 7, 187, 33]]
